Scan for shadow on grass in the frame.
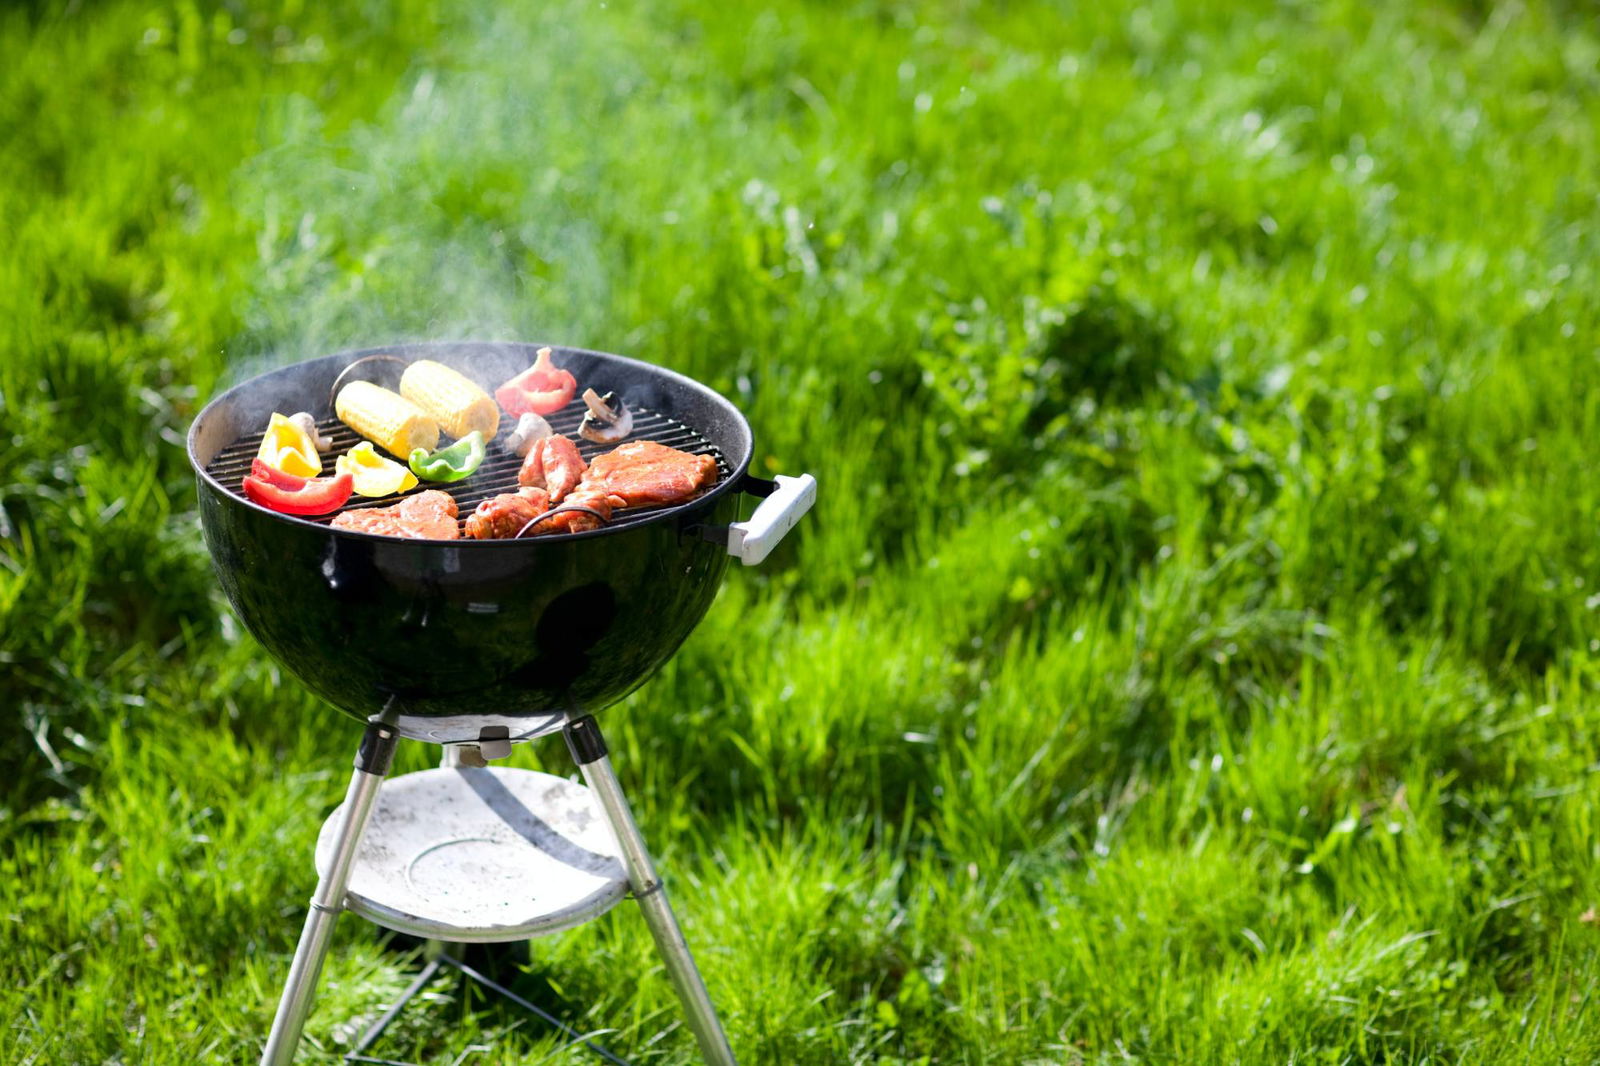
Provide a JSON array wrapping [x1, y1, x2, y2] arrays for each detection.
[[333, 936, 641, 1064]]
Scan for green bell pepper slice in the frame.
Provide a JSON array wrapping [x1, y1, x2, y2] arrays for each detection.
[[408, 431, 486, 483]]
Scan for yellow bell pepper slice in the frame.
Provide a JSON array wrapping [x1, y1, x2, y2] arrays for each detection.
[[256, 412, 322, 477], [335, 441, 420, 498]]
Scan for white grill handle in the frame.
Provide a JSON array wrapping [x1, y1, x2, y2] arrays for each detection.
[[726, 473, 816, 565]]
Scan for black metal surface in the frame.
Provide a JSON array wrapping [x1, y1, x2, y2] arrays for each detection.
[[188, 342, 755, 743], [563, 715, 608, 766], [354, 721, 399, 776]]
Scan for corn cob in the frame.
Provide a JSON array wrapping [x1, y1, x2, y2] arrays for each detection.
[[335, 381, 439, 458], [399, 360, 500, 441]]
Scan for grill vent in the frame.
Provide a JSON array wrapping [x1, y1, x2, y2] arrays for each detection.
[[205, 398, 730, 536]]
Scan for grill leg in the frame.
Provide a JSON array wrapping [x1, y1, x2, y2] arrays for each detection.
[[261, 719, 399, 1066], [564, 716, 739, 1066], [429, 744, 475, 966]]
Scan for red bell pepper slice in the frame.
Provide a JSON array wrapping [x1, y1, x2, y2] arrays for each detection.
[[495, 347, 577, 417], [241, 459, 354, 515], [248, 459, 307, 490]]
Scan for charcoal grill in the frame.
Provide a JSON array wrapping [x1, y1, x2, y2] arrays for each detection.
[[188, 341, 815, 1066]]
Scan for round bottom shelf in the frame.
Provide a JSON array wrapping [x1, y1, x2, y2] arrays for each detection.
[[315, 766, 628, 942]]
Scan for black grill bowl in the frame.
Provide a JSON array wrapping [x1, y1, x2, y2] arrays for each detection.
[[188, 342, 754, 743]]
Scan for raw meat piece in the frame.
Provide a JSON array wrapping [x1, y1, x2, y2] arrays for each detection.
[[464, 487, 552, 540], [517, 434, 586, 502], [523, 441, 713, 535], [530, 484, 614, 535], [474, 440, 717, 540], [583, 441, 718, 507], [331, 490, 460, 540]]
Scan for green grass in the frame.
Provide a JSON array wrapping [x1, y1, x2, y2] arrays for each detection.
[[5, 0, 1600, 1062]]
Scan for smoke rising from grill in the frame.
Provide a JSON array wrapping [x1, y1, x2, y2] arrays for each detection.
[[222, 6, 650, 388]]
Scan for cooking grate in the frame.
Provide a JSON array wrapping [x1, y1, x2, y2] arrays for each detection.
[[204, 396, 730, 536]]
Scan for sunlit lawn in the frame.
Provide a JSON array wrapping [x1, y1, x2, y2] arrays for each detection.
[[5, 1, 1600, 1062]]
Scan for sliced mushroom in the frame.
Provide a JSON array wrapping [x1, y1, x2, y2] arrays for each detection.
[[503, 412, 553, 457], [578, 388, 633, 444], [288, 411, 333, 453]]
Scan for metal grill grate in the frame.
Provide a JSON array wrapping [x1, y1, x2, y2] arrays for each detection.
[[204, 397, 730, 537]]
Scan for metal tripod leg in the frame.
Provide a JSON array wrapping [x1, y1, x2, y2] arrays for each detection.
[[261, 719, 400, 1066], [428, 744, 474, 966], [565, 716, 738, 1066]]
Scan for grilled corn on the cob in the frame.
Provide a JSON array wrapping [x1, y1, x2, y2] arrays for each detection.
[[335, 381, 439, 458], [399, 360, 500, 441]]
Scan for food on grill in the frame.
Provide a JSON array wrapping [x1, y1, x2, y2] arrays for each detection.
[[332, 490, 461, 540], [464, 487, 551, 539], [503, 412, 553, 457], [469, 440, 715, 540], [409, 431, 486, 483], [537, 488, 613, 534], [336, 442, 419, 498], [336, 381, 440, 458], [242, 459, 354, 516], [517, 433, 587, 502], [496, 346, 577, 417], [256, 412, 323, 477], [212, 344, 728, 544], [577, 389, 633, 445], [399, 359, 500, 441], [288, 411, 333, 453], [584, 440, 719, 507], [464, 487, 607, 537]]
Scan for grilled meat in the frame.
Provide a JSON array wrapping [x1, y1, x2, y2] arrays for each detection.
[[517, 434, 586, 502], [464, 487, 552, 540], [333, 440, 714, 541], [531, 485, 615, 534], [331, 490, 460, 539], [584, 440, 719, 507], [513, 441, 714, 536]]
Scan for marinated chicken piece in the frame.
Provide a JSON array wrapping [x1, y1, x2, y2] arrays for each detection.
[[583, 440, 718, 507], [464, 487, 551, 540], [331, 490, 460, 540], [479, 440, 716, 539], [517, 434, 586, 502], [531, 484, 615, 535]]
